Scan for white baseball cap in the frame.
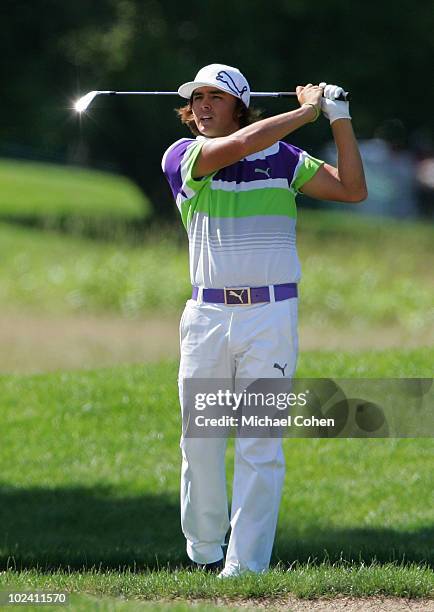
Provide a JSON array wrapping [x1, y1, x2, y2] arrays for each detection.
[[178, 63, 251, 108]]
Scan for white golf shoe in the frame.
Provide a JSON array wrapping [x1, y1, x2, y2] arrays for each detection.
[[217, 565, 246, 579]]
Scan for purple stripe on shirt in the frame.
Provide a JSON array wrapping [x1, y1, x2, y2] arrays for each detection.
[[162, 139, 303, 200], [213, 142, 302, 184]]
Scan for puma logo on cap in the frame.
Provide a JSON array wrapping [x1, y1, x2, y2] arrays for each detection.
[[216, 70, 248, 102]]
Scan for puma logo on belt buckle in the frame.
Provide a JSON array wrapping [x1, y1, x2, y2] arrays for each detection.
[[224, 287, 251, 305]]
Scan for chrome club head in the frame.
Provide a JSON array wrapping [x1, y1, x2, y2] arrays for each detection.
[[74, 91, 100, 113]]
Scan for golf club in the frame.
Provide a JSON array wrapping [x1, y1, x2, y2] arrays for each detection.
[[74, 89, 349, 113]]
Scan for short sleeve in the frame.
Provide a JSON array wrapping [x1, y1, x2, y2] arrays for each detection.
[[277, 141, 324, 194], [291, 151, 324, 193], [161, 138, 214, 203]]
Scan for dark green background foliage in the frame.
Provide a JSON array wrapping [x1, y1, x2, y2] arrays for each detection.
[[1, 0, 433, 217]]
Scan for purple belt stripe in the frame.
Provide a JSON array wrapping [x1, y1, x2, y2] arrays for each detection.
[[191, 283, 297, 304]]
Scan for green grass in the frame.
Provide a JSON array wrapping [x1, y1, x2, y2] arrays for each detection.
[[0, 349, 433, 603], [1, 563, 433, 606], [0, 159, 150, 235], [0, 210, 433, 335], [0, 222, 189, 315], [296, 209, 434, 334], [297, 345, 434, 376]]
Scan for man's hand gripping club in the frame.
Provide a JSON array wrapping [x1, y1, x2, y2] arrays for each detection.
[[296, 82, 351, 124]]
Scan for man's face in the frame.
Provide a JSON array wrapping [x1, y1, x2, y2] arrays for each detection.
[[191, 86, 241, 137]]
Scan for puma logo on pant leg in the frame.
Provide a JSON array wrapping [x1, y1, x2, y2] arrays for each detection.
[[273, 362, 287, 376]]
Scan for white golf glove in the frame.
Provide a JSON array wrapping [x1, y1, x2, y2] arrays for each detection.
[[319, 82, 351, 124]]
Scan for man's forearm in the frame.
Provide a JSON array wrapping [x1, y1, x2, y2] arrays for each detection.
[[234, 105, 317, 157], [331, 119, 367, 200]]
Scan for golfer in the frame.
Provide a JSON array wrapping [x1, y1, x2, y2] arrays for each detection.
[[161, 63, 366, 578]]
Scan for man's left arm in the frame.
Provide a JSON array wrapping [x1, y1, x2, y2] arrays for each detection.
[[300, 86, 368, 204]]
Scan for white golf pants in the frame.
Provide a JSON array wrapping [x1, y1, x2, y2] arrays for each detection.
[[178, 294, 298, 573]]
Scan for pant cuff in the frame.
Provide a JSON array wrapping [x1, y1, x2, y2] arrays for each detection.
[[186, 541, 224, 565]]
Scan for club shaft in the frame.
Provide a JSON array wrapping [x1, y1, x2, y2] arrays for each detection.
[[101, 90, 298, 97], [99, 90, 348, 100], [75, 89, 349, 113]]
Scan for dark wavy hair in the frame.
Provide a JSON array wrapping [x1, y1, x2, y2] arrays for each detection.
[[175, 94, 263, 136]]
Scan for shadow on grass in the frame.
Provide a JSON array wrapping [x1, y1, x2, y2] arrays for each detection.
[[1, 484, 433, 571], [0, 484, 184, 572]]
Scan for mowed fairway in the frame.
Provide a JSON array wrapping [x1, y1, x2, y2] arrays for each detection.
[[0, 352, 433, 609], [0, 161, 433, 608]]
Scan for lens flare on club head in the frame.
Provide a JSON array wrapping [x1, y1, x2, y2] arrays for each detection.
[[74, 91, 99, 113]]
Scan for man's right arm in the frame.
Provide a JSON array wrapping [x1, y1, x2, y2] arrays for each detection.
[[192, 85, 322, 178]]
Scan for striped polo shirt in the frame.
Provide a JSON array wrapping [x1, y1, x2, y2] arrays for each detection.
[[161, 136, 323, 288]]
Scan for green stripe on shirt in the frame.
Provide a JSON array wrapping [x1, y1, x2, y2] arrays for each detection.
[[181, 188, 297, 226]]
